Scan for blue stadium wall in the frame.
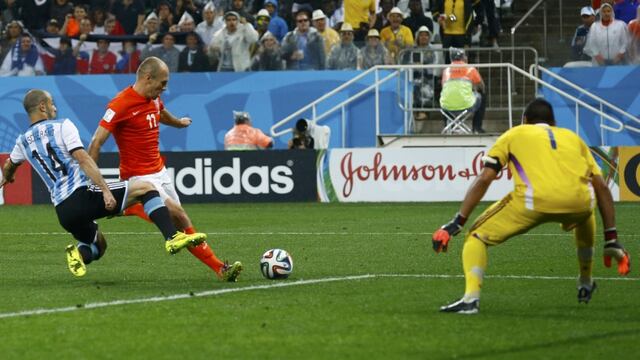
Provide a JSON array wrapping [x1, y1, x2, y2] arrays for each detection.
[[0, 70, 403, 153], [1, 67, 638, 153], [541, 65, 640, 146]]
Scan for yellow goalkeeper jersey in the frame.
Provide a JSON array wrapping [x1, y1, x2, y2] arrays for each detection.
[[487, 123, 601, 213]]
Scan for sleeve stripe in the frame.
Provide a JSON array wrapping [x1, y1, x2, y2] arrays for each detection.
[[69, 146, 84, 154]]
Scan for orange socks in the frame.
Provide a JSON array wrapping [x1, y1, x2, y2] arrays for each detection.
[[185, 226, 225, 273], [124, 207, 225, 275], [123, 203, 152, 223]]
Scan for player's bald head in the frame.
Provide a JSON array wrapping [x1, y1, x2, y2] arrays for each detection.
[[523, 98, 556, 126], [137, 57, 168, 79], [23, 89, 51, 115], [134, 57, 170, 99]]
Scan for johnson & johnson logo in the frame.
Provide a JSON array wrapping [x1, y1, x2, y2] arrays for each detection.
[[339, 151, 511, 197]]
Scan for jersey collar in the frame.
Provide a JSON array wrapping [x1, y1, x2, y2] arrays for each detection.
[[29, 118, 51, 128]]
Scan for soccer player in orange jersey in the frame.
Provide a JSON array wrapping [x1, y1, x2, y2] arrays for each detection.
[[88, 56, 243, 282]]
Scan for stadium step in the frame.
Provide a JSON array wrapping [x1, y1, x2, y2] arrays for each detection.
[[411, 109, 522, 135], [497, 0, 587, 66]]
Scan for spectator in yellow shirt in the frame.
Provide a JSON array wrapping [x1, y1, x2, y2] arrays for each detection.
[[380, 7, 415, 61], [343, 0, 377, 41], [312, 9, 340, 56]]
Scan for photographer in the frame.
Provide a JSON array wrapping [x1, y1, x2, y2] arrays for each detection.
[[288, 118, 331, 149], [431, 0, 482, 63]]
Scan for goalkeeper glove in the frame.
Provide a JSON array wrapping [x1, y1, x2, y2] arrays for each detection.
[[432, 213, 467, 253], [603, 228, 630, 276]]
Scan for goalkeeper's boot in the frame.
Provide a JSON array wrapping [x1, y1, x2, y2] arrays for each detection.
[[440, 298, 479, 314], [65, 245, 87, 277], [219, 261, 244, 282], [578, 281, 597, 304], [165, 231, 207, 254]]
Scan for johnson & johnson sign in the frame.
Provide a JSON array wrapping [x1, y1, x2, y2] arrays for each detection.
[[318, 148, 513, 202]]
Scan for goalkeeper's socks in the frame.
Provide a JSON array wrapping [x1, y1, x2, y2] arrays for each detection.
[[141, 191, 177, 239], [577, 247, 594, 287], [123, 203, 152, 223], [185, 226, 225, 273], [462, 234, 487, 301]]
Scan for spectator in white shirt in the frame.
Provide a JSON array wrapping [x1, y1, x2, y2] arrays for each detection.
[[209, 11, 259, 71], [196, 1, 224, 46], [0, 34, 44, 76], [584, 3, 630, 65]]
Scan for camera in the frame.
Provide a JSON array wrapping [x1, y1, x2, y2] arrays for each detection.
[[289, 118, 315, 149], [412, 52, 422, 64]]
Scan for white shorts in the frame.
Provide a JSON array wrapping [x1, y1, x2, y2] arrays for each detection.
[[128, 167, 181, 205]]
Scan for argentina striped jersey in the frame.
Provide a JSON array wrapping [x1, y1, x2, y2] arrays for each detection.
[[9, 119, 89, 205]]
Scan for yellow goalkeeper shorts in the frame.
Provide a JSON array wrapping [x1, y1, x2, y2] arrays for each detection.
[[467, 192, 595, 246]]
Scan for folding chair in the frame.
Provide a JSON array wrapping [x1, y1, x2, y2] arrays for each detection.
[[440, 108, 473, 134]]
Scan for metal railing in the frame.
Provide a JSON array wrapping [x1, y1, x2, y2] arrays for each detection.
[[534, 65, 640, 139], [396, 47, 539, 119], [510, 0, 564, 61], [270, 66, 400, 147], [271, 63, 629, 147]]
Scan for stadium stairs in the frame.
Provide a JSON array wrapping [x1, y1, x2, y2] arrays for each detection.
[[411, 0, 584, 137]]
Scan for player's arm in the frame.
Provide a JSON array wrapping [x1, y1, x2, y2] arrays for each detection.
[[1, 141, 27, 187], [159, 109, 192, 128], [592, 174, 615, 230], [72, 148, 116, 211], [88, 126, 112, 163], [592, 174, 630, 275], [432, 158, 500, 253], [459, 167, 498, 219], [0, 158, 21, 188]]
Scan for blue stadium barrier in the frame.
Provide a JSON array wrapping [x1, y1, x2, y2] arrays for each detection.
[[541, 66, 640, 146], [0, 71, 402, 153]]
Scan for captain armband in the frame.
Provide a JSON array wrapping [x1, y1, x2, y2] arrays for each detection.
[[481, 156, 502, 172]]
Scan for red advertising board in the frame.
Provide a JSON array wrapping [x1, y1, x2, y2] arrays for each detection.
[[0, 154, 32, 204]]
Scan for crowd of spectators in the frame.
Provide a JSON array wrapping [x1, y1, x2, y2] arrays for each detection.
[[0, 0, 510, 76], [3, 0, 637, 77], [572, 1, 640, 65]]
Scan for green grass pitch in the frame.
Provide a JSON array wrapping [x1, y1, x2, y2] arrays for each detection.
[[0, 202, 638, 359]]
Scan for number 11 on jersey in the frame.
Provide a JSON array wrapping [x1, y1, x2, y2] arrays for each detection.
[[147, 113, 158, 129]]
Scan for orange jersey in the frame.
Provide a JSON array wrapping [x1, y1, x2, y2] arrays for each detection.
[[224, 124, 273, 150], [99, 86, 165, 179], [441, 60, 483, 85]]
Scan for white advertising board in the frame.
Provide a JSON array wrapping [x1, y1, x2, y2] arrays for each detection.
[[317, 148, 513, 202]]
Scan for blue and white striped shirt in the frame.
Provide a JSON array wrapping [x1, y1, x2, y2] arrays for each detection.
[[10, 119, 88, 206]]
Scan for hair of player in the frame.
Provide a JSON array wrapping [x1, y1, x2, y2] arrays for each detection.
[[137, 57, 165, 80], [523, 98, 556, 126], [23, 89, 49, 115]]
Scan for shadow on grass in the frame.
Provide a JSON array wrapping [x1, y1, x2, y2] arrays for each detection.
[[455, 327, 640, 359]]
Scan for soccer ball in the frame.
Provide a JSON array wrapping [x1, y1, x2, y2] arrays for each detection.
[[260, 249, 293, 279]]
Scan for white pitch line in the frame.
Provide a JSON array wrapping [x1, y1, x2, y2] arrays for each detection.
[[0, 231, 637, 237], [0, 273, 637, 320]]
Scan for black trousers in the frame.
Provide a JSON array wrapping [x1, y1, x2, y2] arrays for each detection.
[[442, 34, 470, 63], [55, 183, 127, 243]]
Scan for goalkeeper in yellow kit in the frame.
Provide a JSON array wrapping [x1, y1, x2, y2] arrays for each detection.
[[433, 98, 631, 314]]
